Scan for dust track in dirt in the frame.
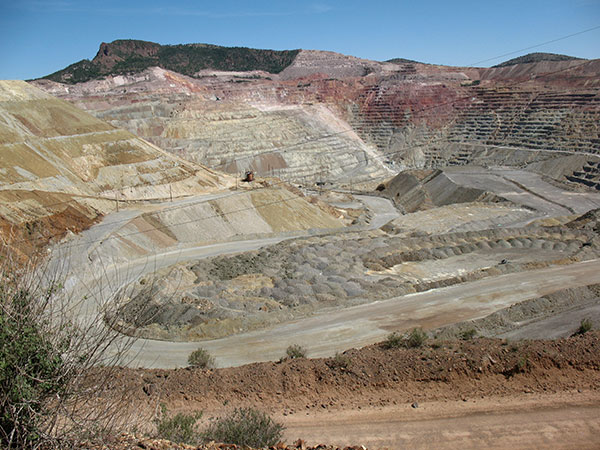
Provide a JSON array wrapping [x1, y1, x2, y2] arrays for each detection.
[[89, 332, 600, 448]]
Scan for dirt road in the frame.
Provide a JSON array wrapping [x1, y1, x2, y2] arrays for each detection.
[[126, 259, 600, 368], [281, 393, 600, 449]]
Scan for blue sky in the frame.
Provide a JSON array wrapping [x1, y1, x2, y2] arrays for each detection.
[[1, 0, 599, 80]]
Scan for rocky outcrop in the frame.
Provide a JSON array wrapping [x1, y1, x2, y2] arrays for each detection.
[[42, 40, 300, 84]]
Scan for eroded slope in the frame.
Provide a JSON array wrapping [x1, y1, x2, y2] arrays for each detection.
[[0, 80, 230, 255]]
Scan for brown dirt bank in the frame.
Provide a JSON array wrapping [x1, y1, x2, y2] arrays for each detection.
[[97, 332, 600, 416]]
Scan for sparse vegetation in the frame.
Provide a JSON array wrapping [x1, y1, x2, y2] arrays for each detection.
[[154, 404, 202, 445], [0, 253, 148, 448], [329, 351, 351, 369], [493, 52, 583, 68], [574, 318, 593, 335], [405, 327, 428, 348], [43, 40, 300, 83], [188, 348, 214, 368], [459, 328, 477, 340], [382, 328, 428, 349], [286, 344, 307, 359], [382, 331, 404, 349], [0, 284, 67, 448], [517, 355, 530, 372], [201, 407, 284, 447]]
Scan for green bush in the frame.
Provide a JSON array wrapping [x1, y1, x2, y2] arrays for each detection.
[[188, 348, 214, 368], [574, 318, 593, 335], [0, 254, 153, 448], [285, 344, 306, 359], [382, 328, 428, 349], [154, 404, 202, 445], [0, 287, 67, 448], [405, 328, 428, 348], [382, 331, 404, 349], [459, 328, 477, 340], [329, 352, 351, 369], [201, 407, 284, 447]]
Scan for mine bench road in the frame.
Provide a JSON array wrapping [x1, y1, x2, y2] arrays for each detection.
[[126, 258, 600, 368], [51, 191, 600, 368]]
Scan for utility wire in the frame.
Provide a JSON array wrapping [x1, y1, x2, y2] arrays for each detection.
[[468, 25, 600, 67]]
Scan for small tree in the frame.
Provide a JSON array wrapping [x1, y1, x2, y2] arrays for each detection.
[[201, 407, 284, 447], [188, 348, 214, 368], [0, 287, 67, 448]]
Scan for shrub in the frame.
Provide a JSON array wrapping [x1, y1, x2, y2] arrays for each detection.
[[329, 352, 351, 369], [201, 407, 284, 447], [382, 328, 428, 349], [517, 355, 529, 372], [285, 344, 306, 359], [459, 328, 477, 340], [405, 328, 428, 348], [154, 404, 202, 445], [0, 287, 67, 448], [382, 332, 404, 349], [0, 251, 151, 449], [188, 348, 214, 368], [574, 318, 593, 335]]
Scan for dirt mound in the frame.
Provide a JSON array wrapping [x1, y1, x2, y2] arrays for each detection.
[[379, 169, 504, 212], [94, 332, 600, 424], [113, 215, 599, 342], [566, 208, 600, 232], [380, 166, 600, 218], [87, 434, 358, 450]]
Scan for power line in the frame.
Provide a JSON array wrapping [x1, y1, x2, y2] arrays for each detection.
[[468, 25, 600, 67]]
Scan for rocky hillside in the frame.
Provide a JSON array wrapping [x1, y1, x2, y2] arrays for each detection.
[[42, 39, 300, 84], [0, 80, 229, 256], [33, 56, 599, 188], [493, 52, 584, 67]]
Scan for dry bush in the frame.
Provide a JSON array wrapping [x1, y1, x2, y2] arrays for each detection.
[[201, 407, 284, 447], [0, 243, 154, 449], [574, 318, 593, 335], [154, 404, 202, 445], [188, 348, 214, 368], [285, 344, 307, 359], [382, 328, 428, 349], [328, 351, 351, 369]]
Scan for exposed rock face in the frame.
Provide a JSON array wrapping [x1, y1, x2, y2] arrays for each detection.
[[42, 39, 300, 84], [0, 80, 229, 255], [33, 51, 600, 190], [94, 40, 162, 72]]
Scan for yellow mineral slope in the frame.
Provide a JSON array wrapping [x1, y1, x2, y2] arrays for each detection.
[[0, 80, 230, 255]]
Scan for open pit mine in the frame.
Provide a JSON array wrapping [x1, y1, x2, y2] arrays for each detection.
[[2, 39, 600, 448]]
